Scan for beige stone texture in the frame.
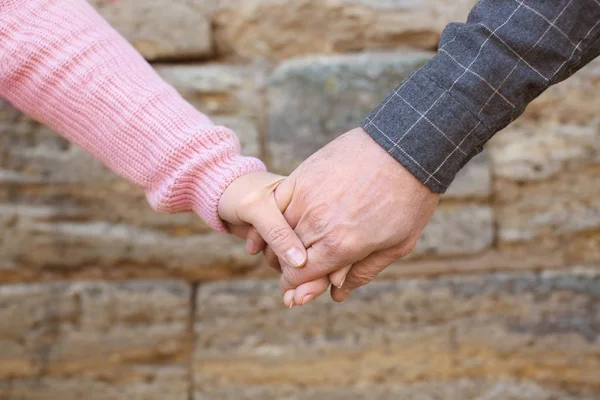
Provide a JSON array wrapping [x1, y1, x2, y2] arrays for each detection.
[[1, 2, 599, 398], [89, 0, 216, 61], [214, 0, 478, 60], [194, 269, 600, 398], [0, 281, 191, 399], [489, 59, 600, 263]]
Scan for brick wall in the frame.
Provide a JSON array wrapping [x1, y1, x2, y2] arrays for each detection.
[[1, 1, 599, 399]]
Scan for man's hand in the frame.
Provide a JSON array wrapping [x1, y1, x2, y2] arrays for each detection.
[[219, 171, 332, 307], [272, 128, 440, 305]]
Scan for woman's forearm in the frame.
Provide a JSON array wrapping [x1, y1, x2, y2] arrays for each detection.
[[0, 0, 265, 230]]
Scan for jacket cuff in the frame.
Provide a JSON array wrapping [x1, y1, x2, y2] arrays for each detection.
[[361, 68, 491, 193]]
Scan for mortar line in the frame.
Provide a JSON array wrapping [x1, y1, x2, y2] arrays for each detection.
[[187, 283, 199, 400]]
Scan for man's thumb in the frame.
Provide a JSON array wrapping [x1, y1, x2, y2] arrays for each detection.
[[273, 176, 296, 216], [250, 203, 307, 269]]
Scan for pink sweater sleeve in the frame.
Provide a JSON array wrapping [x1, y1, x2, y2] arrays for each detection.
[[0, 0, 266, 231]]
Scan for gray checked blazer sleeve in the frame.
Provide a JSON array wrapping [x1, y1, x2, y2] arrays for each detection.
[[362, 0, 600, 193]]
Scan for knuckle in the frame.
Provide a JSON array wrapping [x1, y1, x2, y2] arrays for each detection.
[[344, 231, 363, 250], [401, 247, 414, 258], [392, 248, 411, 260], [306, 203, 331, 234], [323, 233, 345, 257], [266, 226, 293, 246], [324, 230, 361, 258], [397, 241, 417, 259], [281, 268, 302, 287], [347, 269, 373, 287]]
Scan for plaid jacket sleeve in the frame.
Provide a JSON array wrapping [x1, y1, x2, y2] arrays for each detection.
[[361, 0, 600, 193]]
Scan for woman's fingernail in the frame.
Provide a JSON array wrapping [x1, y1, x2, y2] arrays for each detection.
[[301, 294, 314, 306], [337, 275, 347, 289], [289, 298, 295, 309], [286, 247, 305, 268]]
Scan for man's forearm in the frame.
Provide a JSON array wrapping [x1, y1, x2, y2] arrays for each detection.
[[362, 0, 600, 193]]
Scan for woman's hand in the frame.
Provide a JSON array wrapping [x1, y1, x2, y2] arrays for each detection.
[[219, 172, 307, 268], [219, 172, 331, 307]]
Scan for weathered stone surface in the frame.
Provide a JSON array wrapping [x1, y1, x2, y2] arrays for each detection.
[[413, 203, 494, 258], [492, 165, 600, 262], [0, 203, 259, 282], [443, 152, 491, 200], [0, 369, 188, 400], [195, 380, 597, 400], [247, 250, 566, 282], [2, 1, 598, 397], [266, 50, 490, 198], [266, 50, 487, 200], [0, 99, 114, 186], [214, 0, 478, 60], [489, 59, 600, 261], [379, 250, 566, 280], [89, 0, 215, 61], [0, 66, 265, 281], [267, 51, 433, 173], [156, 64, 263, 159], [194, 269, 600, 397], [0, 281, 190, 399], [490, 60, 600, 182]]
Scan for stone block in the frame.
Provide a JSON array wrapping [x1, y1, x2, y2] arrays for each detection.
[[193, 269, 600, 397], [0, 281, 191, 399], [89, 0, 215, 61], [267, 52, 432, 173], [214, 0, 478, 60]]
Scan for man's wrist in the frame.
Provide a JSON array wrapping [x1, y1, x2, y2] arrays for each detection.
[[353, 126, 440, 197]]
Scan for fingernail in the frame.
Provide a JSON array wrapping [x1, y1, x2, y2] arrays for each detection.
[[246, 238, 256, 254], [286, 247, 305, 268], [337, 275, 347, 289], [301, 294, 314, 306], [284, 290, 295, 308]]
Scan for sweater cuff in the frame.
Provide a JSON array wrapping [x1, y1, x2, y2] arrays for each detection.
[[191, 153, 267, 232], [145, 126, 266, 232], [361, 68, 491, 194]]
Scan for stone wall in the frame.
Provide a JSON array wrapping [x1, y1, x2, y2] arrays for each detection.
[[0, 1, 599, 399]]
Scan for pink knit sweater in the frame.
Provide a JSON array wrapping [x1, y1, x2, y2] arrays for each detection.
[[0, 0, 266, 231]]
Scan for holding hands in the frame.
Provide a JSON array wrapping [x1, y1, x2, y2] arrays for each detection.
[[217, 171, 331, 305], [219, 128, 440, 307], [8, 0, 598, 314]]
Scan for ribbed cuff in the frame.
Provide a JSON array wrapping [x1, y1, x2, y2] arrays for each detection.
[[145, 126, 266, 232], [190, 153, 267, 232]]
